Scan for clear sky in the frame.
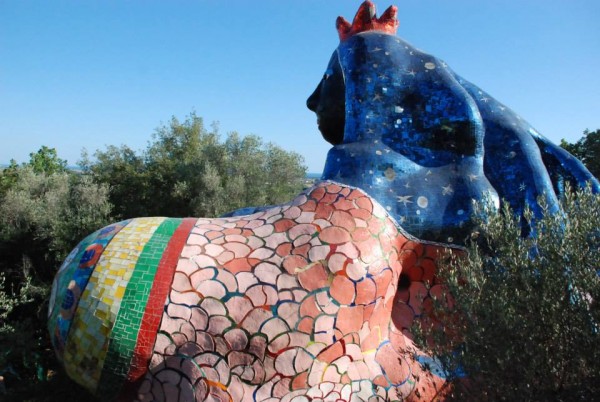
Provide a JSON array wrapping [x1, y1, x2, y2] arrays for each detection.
[[1, 0, 599, 173]]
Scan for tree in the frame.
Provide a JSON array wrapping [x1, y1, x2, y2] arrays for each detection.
[[0, 161, 112, 400], [1, 147, 67, 198], [0, 168, 112, 282], [0, 114, 307, 398], [0, 160, 20, 197], [413, 185, 600, 401], [80, 145, 148, 219], [28, 146, 68, 175], [561, 129, 600, 178], [84, 112, 307, 219]]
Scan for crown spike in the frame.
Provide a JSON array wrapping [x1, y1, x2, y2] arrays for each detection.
[[335, 16, 352, 34], [352, 1, 376, 27], [337, 1, 399, 42], [379, 5, 398, 28]]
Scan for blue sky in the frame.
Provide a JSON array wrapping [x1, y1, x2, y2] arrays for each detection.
[[1, 0, 599, 173]]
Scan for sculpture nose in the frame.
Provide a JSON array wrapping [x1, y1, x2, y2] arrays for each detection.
[[306, 82, 321, 112]]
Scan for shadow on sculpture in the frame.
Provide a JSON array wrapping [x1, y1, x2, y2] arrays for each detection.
[[48, 2, 599, 401]]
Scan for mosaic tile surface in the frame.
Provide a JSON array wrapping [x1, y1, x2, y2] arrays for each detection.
[[49, 220, 130, 360], [99, 218, 198, 400], [48, 182, 451, 401], [135, 182, 448, 402], [48, 2, 599, 401], [313, 3, 599, 244], [63, 217, 166, 391]]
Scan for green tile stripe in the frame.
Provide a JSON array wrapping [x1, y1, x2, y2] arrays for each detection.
[[96, 218, 183, 398]]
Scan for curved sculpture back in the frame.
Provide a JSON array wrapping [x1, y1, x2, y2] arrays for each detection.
[[49, 2, 599, 401], [49, 183, 450, 401]]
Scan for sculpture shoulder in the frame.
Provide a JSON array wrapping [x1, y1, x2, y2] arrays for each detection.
[[200, 181, 410, 254]]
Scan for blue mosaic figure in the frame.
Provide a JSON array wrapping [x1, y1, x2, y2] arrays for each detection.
[[307, 1, 599, 245]]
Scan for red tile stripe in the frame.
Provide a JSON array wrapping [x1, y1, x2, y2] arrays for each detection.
[[125, 217, 197, 382]]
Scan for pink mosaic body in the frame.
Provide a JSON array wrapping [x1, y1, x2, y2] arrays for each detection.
[[133, 182, 450, 401]]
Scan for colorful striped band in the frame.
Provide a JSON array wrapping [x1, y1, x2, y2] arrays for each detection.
[[97, 217, 197, 399], [51, 217, 196, 396], [126, 217, 198, 382], [48, 232, 97, 356], [48, 220, 131, 360], [63, 217, 167, 390]]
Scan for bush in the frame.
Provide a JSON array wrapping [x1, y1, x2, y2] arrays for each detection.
[[0, 163, 111, 399], [82, 112, 307, 219], [0, 120, 306, 398], [413, 184, 600, 401]]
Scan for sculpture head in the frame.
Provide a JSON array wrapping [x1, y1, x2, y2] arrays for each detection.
[[306, 1, 598, 245], [306, 52, 345, 145], [307, 1, 495, 244], [307, 1, 399, 146]]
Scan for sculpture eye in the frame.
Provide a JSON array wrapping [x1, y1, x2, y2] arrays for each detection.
[[323, 68, 334, 81]]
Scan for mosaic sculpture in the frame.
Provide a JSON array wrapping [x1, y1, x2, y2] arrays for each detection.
[[308, 3, 598, 244], [48, 2, 599, 401]]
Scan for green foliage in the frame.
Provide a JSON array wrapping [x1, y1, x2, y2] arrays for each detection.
[[82, 112, 307, 219], [0, 161, 111, 399], [0, 167, 113, 283], [0, 114, 305, 398], [413, 185, 600, 401], [0, 160, 20, 197], [561, 129, 600, 178], [79, 145, 148, 219], [1, 370, 95, 402], [28, 146, 68, 176], [0, 274, 50, 392], [1, 146, 67, 198]]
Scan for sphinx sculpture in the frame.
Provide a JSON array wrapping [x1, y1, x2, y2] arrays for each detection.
[[307, 3, 598, 243], [48, 2, 599, 401]]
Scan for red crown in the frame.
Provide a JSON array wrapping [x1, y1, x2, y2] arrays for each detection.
[[337, 1, 399, 42]]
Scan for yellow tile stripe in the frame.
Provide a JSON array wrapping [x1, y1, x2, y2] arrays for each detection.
[[62, 217, 166, 391]]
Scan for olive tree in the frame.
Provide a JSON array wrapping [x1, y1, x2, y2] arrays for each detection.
[[561, 129, 600, 179], [83, 113, 307, 219], [0, 159, 111, 400], [413, 185, 600, 401]]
